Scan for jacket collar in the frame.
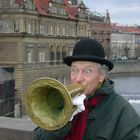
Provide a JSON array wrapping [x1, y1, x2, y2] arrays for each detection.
[[87, 79, 115, 100], [87, 79, 115, 120]]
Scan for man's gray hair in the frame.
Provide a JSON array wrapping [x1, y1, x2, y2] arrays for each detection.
[[97, 64, 109, 79]]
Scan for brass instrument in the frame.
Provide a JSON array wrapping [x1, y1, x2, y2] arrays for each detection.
[[24, 77, 84, 130]]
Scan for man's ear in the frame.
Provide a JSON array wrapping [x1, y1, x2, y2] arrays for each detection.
[[99, 74, 106, 83]]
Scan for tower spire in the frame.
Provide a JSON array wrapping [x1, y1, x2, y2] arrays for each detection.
[[104, 9, 111, 23]]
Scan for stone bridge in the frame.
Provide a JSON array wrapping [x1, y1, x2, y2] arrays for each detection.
[[110, 60, 140, 74], [0, 117, 36, 140]]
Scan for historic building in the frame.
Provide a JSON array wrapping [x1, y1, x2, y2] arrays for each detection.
[[0, 0, 111, 116], [89, 9, 111, 58], [111, 24, 140, 60]]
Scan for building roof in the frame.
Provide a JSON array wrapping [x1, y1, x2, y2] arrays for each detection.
[[111, 23, 140, 33], [34, 0, 79, 19]]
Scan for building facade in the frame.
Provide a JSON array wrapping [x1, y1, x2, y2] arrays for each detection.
[[89, 10, 111, 58], [0, 0, 111, 115], [111, 24, 140, 60]]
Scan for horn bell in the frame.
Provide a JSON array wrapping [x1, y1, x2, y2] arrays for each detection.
[[24, 77, 84, 130]]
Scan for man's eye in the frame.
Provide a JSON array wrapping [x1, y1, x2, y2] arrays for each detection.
[[84, 69, 92, 74], [71, 68, 78, 73]]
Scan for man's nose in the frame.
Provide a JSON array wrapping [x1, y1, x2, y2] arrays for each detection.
[[75, 71, 84, 82]]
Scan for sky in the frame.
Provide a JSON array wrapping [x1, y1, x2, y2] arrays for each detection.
[[83, 0, 140, 26]]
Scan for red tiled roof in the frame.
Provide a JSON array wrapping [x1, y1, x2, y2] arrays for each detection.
[[34, 0, 49, 15], [111, 23, 140, 33], [34, 0, 78, 19], [64, 0, 78, 19]]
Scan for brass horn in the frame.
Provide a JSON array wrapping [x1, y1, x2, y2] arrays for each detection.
[[24, 77, 84, 130]]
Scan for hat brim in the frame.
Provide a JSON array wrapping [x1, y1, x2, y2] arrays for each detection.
[[63, 55, 113, 71]]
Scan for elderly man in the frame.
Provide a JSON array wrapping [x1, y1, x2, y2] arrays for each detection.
[[33, 38, 140, 140]]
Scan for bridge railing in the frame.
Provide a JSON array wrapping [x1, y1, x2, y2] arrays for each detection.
[[0, 117, 36, 140]]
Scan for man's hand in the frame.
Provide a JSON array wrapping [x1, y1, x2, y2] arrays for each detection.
[[69, 94, 86, 121]]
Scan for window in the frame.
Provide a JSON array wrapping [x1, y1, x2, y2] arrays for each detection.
[[39, 51, 45, 62], [62, 27, 65, 36], [56, 46, 61, 64], [27, 24, 31, 34], [62, 46, 66, 58], [56, 26, 60, 35], [50, 46, 54, 65], [50, 25, 53, 35], [40, 24, 45, 34], [27, 50, 32, 63]]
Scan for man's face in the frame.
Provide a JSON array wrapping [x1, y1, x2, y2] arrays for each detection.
[[70, 61, 105, 96]]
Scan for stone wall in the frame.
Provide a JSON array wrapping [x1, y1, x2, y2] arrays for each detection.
[[0, 67, 15, 117], [110, 60, 140, 74], [0, 117, 36, 140]]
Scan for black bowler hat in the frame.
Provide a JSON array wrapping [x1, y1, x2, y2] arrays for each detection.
[[63, 38, 113, 71]]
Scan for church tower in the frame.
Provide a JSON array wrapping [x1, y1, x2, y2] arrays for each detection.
[[104, 9, 111, 23]]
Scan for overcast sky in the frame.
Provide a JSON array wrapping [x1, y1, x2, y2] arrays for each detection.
[[83, 0, 140, 26]]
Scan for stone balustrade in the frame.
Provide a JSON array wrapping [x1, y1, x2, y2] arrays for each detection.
[[0, 117, 36, 140]]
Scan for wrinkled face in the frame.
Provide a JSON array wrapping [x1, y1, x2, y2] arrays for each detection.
[[70, 61, 105, 96]]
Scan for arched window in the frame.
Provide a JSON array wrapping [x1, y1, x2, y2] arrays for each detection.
[[56, 45, 61, 64], [50, 45, 54, 65], [62, 46, 66, 63]]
